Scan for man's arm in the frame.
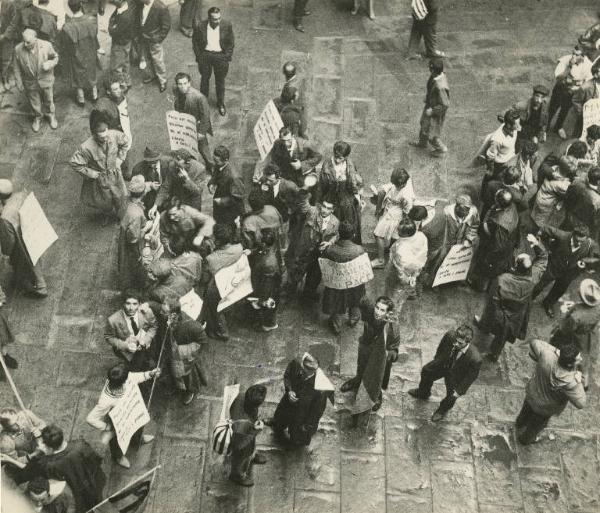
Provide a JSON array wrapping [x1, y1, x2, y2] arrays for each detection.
[[386, 324, 400, 353], [431, 87, 449, 117], [564, 380, 587, 409], [70, 147, 100, 179], [224, 22, 234, 60], [530, 242, 548, 285], [45, 43, 59, 69], [116, 131, 130, 162], [139, 306, 157, 348], [104, 319, 130, 352], [157, 5, 171, 41]]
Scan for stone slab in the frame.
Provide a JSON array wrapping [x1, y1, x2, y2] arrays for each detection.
[[341, 452, 386, 513], [519, 467, 570, 513], [294, 490, 340, 513], [431, 461, 478, 513]]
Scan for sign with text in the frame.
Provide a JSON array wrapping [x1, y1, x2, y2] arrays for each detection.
[[432, 244, 473, 287], [19, 192, 58, 265], [581, 98, 600, 142], [166, 110, 199, 158], [215, 254, 253, 312], [318, 253, 374, 290], [109, 384, 151, 454], [254, 100, 284, 160]]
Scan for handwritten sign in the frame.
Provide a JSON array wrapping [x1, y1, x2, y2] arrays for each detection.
[[254, 100, 284, 160], [166, 110, 199, 158], [19, 193, 58, 265], [432, 244, 473, 287], [179, 289, 203, 320], [581, 98, 600, 142], [318, 253, 374, 290], [109, 383, 151, 454], [215, 254, 253, 312]]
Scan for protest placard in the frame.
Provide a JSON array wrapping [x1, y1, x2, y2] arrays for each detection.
[[318, 253, 374, 290], [215, 254, 253, 312], [166, 110, 199, 158], [581, 98, 600, 141], [109, 384, 151, 454], [254, 100, 284, 160], [19, 192, 58, 265], [432, 244, 473, 287], [179, 289, 203, 320]]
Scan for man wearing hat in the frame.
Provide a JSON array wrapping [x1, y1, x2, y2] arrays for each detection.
[[70, 114, 130, 223], [119, 175, 152, 291], [551, 278, 600, 386], [513, 85, 549, 149], [0, 179, 48, 298], [267, 353, 334, 446], [131, 147, 173, 211], [532, 224, 599, 318]]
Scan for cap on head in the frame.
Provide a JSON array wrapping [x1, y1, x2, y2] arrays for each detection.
[[128, 175, 146, 194], [533, 84, 549, 96]]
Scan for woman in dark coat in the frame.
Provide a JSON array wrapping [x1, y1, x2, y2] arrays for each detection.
[[318, 141, 363, 244]]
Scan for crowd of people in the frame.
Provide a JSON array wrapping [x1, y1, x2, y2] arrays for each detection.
[[0, 0, 598, 507]]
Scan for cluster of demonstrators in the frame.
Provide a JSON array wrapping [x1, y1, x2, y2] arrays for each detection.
[[0, 0, 599, 506]]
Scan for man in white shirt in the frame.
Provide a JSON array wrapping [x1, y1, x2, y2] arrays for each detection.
[[548, 45, 593, 139], [485, 109, 521, 179], [139, 0, 170, 92]]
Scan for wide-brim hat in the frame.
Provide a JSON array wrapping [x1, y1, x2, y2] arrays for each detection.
[[580, 278, 600, 307], [143, 147, 160, 162]]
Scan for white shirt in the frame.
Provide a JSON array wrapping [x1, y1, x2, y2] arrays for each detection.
[[332, 157, 347, 181], [206, 24, 222, 52], [117, 3, 128, 14], [272, 181, 280, 197], [554, 54, 593, 86], [117, 98, 132, 150], [486, 125, 517, 164], [141, 0, 154, 26], [321, 215, 331, 233]]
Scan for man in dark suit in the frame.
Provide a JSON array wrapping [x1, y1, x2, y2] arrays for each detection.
[[192, 6, 234, 116], [108, 0, 137, 91], [408, 0, 444, 59], [139, 0, 171, 92], [532, 225, 600, 317], [257, 164, 298, 234], [292, 0, 311, 32], [131, 146, 173, 210], [408, 324, 481, 422]]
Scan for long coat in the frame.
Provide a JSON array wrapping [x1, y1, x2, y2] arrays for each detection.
[[272, 359, 330, 445], [69, 131, 129, 216], [58, 15, 98, 89], [118, 198, 147, 291], [420, 72, 449, 139], [321, 239, 366, 315], [13, 38, 58, 88]]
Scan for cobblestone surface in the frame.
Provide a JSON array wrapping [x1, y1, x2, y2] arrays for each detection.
[[1, 0, 600, 512]]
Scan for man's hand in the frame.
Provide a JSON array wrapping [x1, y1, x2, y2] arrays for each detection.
[[291, 159, 302, 170], [319, 240, 332, 252], [288, 390, 299, 403], [177, 168, 189, 180], [150, 367, 161, 378], [462, 239, 472, 248], [451, 390, 460, 399], [115, 158, 123, 169], [386, 350, 398, 363], [213, 197, 222, 205], [127, 341, 138, 352], [425, 107, 433, 117], [148, 204, 158, 219], [208, 184, 216, 194], [254, 420, 264, 431], [197, 133, 206, 141], [526, 234, 540, 247], [88, 170, 101, 180], [151, 181, 161, 191]]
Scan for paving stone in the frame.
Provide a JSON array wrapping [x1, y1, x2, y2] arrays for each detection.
[[294, 490, 340, 513], [31, 385, 81, 437], [342, 55, 375, 98], [312, 38, 343, 76], [340, 411, 384, 454], [387, 493, 433, 513], [517, 434, 562, 470], [164, 397, 211, 440], [519, 467, 570, 513], [418, 422, 474, 463], [431, 461, 477, 513], [342, 98, 379, 144], [310, 117, 343, 151], [244, 68, 278, 112], [311, 76, 343, 119], [486, 388, 523, 424], [48, 315, 95, 351], [341, 452, 386, 513], [200, 481, 248, 513], [252, 447, 295, 513], [15, 136, 61, 184], [252, 0, 283, 30], [56, 350, 116, 389], [471, 423, 522, 507]]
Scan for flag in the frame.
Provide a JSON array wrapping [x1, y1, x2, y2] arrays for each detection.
[[411, 0, 428, 20], [88, 466, 159, 513]]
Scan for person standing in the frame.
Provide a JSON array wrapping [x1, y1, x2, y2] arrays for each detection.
[[0, 179, 48, 298], [321, 221, 367, 334], [408, 0, 444, 59], [474, 234, 548, 362], [228, 384, 267, 487], [340, 296, 399, 418], [13, 28, 58, 132], [409, 58, 449, 157], [58, 0, 98, 106], [516, 340, 585, 445], [131, 147, 171, 210], [139, 0, 170, 92], [513, 85, 549, 148], [408, 324, 481, 422], [208, 145, 245, 227], [118, 176, 151, 291], [192, 6, 234, 116], [179, 0, 201, 37], [173, 72, 213, 170], [292, 0, 311, 32], [0, 0, 17, 92], [268, 353, 334, 446], [86, 363, 159, 468], [481, 110, 521, 181], [108, 0, 136, 91], [70, 116, 129, 223]]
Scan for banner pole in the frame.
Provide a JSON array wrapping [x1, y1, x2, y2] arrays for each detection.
[[84, 465, 161, 513]]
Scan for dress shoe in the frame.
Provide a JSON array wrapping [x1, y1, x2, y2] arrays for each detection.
[[431, 410, 445, 422], [263, 417, 275, 427], [262, 324, 279, 332], [485, 353, 499, 363], [294, 22, 305, 32], [370, 258, 385, 269], [229, 474, 254, 487], [48, 115, 58, 129], [218, 104, 226, 116], [303, 9, 311, 15], [328, 317, 341, 335], [159, 82, 167, 93], [543, 303, 555, 318], [29, 285, 48, 298], [207, 330, 229, 341], [2, 354, 18, 369], [182, 391, 195, 405], [371, 398, 382, 412], [340, 379, 358, 393], [426, 50, 446, 58], [31, 117, 42, 133], [116, 456, 131, 469], [143, 76, 155, 84], [408, 53, 423, 60], [180, 27, 193, 37], [407, 388, 429, 400], [252, 452, 267, 465], [141, 434, 155, 444], [91, 86, 98, 102]]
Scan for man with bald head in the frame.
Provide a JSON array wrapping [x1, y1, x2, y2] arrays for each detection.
[[474, 234, 548, 362], [13, 28, 58, 132]]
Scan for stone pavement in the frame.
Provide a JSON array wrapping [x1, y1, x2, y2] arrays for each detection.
[[1, 0, 600, 512]]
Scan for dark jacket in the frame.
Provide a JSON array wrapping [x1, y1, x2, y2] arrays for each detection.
[[209, 163, 245, 223], [192, 19, 234, 61], [563, 178, 600, 240], [139, 0, 170, 43], [174, 86, 212, 136], [430, 331, 482, 395], [109, 3, 138, 45], [257, 177, 298, 222], [540, 225, 599, 276], [267, 137, 322, 186], [93, 97, 124, 132], [155, 158, 207, 212], [513, 98, 548, 140], [4, 2, 57, 42]]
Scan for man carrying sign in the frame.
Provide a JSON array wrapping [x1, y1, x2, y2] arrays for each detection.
[[86, 363, 160, 468], [320, 222, 368, 334], [0, 180, 48, 298]]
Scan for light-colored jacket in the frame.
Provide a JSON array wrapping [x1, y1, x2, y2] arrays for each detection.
[[14, 38, 58, 88]]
